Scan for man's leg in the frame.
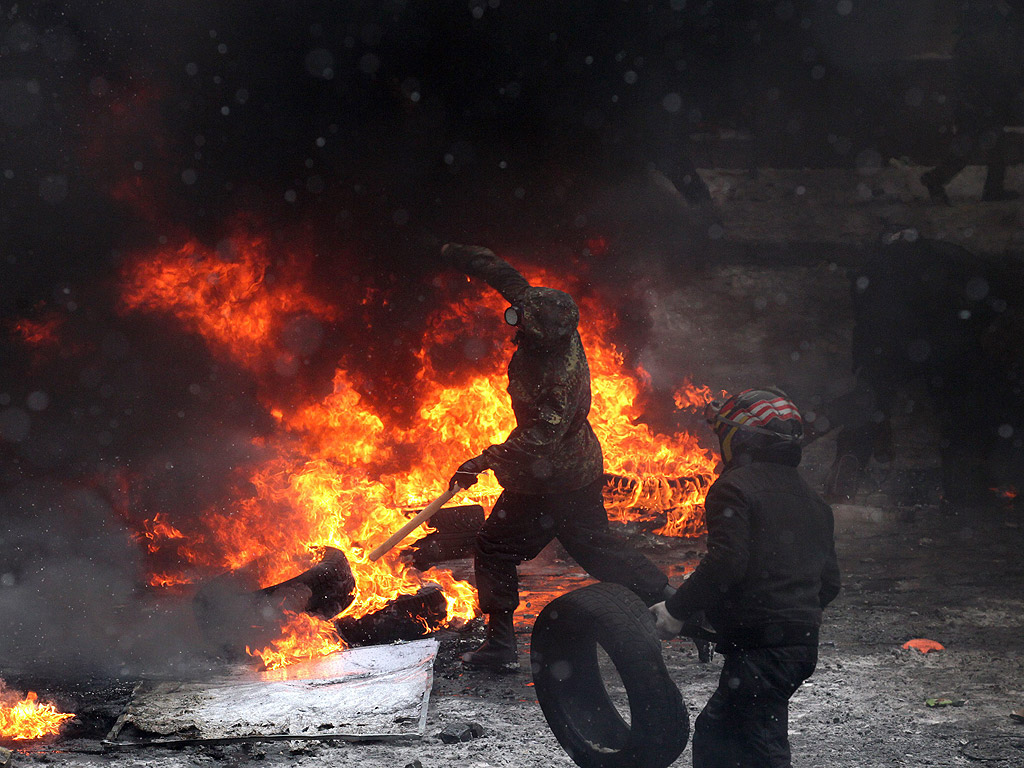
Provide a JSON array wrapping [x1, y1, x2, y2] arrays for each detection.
[[692, 646, 817, 768], [474, 491, 556, 615], [980, 129, 1017, 201], [465, 491, 554, 671], [554, 479, 669, 606]]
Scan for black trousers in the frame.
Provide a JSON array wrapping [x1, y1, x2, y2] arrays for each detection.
[[693, 645, 818, 768], [473, 478, 668, 614]]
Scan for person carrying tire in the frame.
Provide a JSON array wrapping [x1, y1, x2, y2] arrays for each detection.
[[649, 388, 841, 768], [442, 243, 672, 673]]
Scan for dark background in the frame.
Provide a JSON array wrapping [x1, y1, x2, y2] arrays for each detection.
[[1, 1, 1021, 676], [0, 0, 991, 315]]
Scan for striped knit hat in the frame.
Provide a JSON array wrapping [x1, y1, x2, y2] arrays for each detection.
[[706, 388, 803, 463]]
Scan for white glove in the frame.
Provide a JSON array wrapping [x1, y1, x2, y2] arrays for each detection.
[[649, 601, 685, 641]]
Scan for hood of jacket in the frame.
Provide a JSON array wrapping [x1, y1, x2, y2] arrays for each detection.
[[514, 286, 579, 348]]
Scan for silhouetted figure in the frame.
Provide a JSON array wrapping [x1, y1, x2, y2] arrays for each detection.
[[824, 232, 1024, 504], [921, 0, 1024, 202]]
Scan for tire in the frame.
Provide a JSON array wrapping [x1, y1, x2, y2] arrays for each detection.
[[531, 583, 689, 768], [193, 547, 356, 657], [335, 583, 448, 646], [260, 546, 355, 619]]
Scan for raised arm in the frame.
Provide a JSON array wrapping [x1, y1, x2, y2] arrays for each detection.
[[442, 243, 531, 304]]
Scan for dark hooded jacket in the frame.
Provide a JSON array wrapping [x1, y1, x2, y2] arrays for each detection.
[[665, 433, 841, 649], [446, 246, 603, 494]]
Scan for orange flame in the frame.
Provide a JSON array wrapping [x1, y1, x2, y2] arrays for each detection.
[[247, 612, 347, 670], [11, 317, 63, 347], [148, 572, 193, 589], [118, 233, 718, 664], [119, 234, 337, 369], [991, 485, 1018, 501], [0, 687, 75, 742], [673, 379, 723, 412], [139, 513, 186, 554]]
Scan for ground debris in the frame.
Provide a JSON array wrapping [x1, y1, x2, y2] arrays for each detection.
[[924, 697, 964, 707], [439, 721, 486, 743], [288, 740, 321, 755], [902, 638, 945, 654]]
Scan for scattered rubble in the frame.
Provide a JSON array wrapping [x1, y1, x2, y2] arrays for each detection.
[[438, 722, 486, 744]]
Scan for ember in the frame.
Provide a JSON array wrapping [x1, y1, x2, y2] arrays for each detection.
[[108, 229, 718, 665], [991, 486, 1018, 502], [10, 317, 62, 347], [0, 685, 74, 742]]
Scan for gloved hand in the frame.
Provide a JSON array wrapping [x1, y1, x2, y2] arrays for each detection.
[[449, 456, 486, 492], [649, 601, 685, 641], [441, 243, 496, 273]]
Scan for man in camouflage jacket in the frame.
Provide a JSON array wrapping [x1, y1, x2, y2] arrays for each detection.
[[443, 243, 670, 672]]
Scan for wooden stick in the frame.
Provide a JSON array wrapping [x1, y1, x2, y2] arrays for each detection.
[[368, 486, 461, 561]]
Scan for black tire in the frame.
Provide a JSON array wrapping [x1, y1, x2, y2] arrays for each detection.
[[260, 546, 355, 619], [335, 583, 448, 646], [531, 583, 689, 768]]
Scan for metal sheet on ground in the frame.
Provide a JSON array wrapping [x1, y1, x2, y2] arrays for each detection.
[[104, 638, 438, 746]]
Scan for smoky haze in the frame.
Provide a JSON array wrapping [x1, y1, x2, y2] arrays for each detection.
[[0, 2, 968, 675]]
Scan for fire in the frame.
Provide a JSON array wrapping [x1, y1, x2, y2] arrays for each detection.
[[591, 359, 720, 537], [11, 317, 63, 347], [991, 486, 1018, 502], [0, 686, 74, 742], [148, 572, 193, 589], [119, 234, 337, 369], [118, 232, 718, 664], [247, 612, 346, 670], [139, 513, 185, 554], [673, 379, 720, 412]]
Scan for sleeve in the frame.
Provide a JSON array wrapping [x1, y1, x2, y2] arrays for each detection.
[[665, 477, 752, 621], [818, 506, 842, 608], [443, 244, 531, 304], [480, 384, 573, 470]]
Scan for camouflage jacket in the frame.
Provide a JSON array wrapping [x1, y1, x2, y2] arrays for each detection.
[[445, 245, 604, 494]]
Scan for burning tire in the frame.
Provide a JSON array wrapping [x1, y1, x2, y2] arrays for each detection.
[[531, 583, 688, 768], [335, 583, 448, 646], [259, 546, 355, 619], [193, 546, 355, 656]]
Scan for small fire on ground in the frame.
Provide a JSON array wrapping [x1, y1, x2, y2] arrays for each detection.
[[0, 684, 74, 743]]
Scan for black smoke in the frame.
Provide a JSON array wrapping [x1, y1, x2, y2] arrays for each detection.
[[0, 1, 968, 675]]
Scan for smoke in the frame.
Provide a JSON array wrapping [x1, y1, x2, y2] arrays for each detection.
[[0, 479, 201, 679], [0, 0, 733, 676], [0, 278, 279, 675]]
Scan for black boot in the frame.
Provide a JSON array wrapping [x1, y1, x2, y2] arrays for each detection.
[[825, 453, 862, 502], [461, 611, 519, 673]]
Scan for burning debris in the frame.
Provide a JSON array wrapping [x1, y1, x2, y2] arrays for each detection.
[[2, 226, 718, 685], [192, 545, 356, 667], [106, 229, 718, 666], [0, 684, 74, 743]]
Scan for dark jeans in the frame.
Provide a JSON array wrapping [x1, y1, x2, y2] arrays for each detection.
[[474, 478, 668, 614], [693, 645, 818, 768]]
